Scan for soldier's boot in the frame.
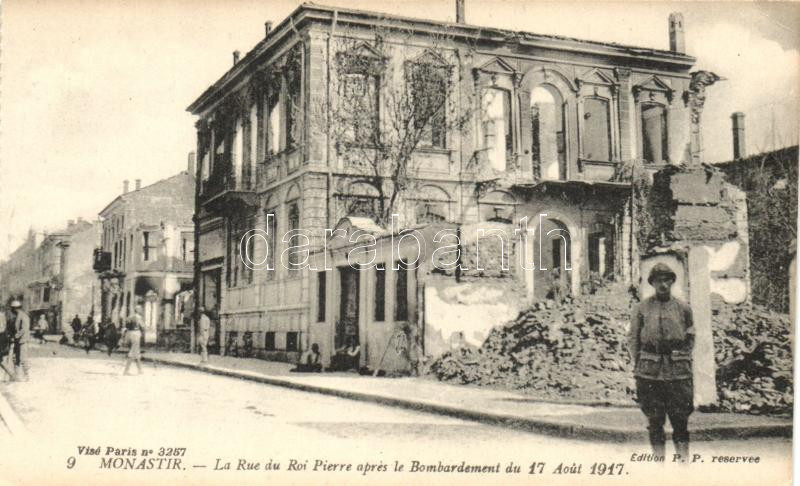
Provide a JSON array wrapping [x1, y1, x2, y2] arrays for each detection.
[[647, 419, 667, 460], [674, 441, 689, 464]]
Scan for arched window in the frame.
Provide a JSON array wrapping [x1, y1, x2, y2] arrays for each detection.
[[531, 85, 567, 180]]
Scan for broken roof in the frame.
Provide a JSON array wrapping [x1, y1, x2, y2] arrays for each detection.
[[188, 2, 696, 115]]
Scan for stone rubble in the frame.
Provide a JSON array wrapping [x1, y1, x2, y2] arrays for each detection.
[[427, 284, 793, 416]]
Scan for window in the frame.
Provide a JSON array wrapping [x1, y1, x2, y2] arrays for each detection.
[[641, 103, 667, 164], [287, 202, 301, 273], [395, 264, 409, 322], [264, 332, 276, 351], [374, 269, 385, 322], [285, 50, 302, 150], [286, 331, 299, 352], [266, 208, 277, 280], [181, 233, 194, 262], [409, 62, 448, 148], [582, 97, 612, 161], [531, 86, 567, 180], [229, 215, 255, 287], [317, 272, 326, 322], [142, 231, 156, 262], [43, 287, 50, 303], [482, 88, 513, 171], [415, 202, 447, 223], [342, 72, 379, 144], [267, 94, 281, 153]]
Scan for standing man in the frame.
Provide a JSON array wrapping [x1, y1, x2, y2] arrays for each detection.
[[9, 300, 31, 381], [71, 314, 82, 344], [83, 314, 97, 353], [197, 307, 210, 364], [628, 263, 694, 461], [0, 304, 12, 380], [34, 314, 48, 344]]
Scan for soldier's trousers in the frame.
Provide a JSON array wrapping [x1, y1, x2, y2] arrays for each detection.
[[636, 378, 693, 453], [13, 342, 30, 378]]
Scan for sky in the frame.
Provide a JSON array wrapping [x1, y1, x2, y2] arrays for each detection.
[[1, 0, 798, 260]]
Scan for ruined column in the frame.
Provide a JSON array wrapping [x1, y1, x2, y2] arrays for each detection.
[[687, 246, 715, 406], [685, 71, 722, 164]]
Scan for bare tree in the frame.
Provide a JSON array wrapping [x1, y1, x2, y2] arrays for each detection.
[[314, 27, 473, 226]]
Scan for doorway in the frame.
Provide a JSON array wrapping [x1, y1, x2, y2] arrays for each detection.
[[533, 218, 572, 301], [337, 266, 360, 350]]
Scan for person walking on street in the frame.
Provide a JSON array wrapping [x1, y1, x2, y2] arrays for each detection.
[[197, 306, 211, 364], [0, 306, 12, 381], [122, 315, 143, 375], [71, 314, 82, 344], [628, 263, 695, 462], [104, 322, 120, 356], [83, 315, 97, 353], [34, 314, 48, 344], [9, 300, 31, 381]]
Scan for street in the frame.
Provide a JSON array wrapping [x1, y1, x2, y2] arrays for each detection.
[[0, 343, 791, 486]]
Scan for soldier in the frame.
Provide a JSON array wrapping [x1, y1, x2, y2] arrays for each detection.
[[9, 300, 31, 381], [628, 263, 694, 461], [197, 306, 211, 364]]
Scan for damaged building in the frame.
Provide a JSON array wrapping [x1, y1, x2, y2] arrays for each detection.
[[93, 164, 195, 344], [187, 3, 732, 367]]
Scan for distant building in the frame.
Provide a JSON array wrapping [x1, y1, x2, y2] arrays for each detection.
[[0, 219, 101, 333], [94, 165, 195, 344]]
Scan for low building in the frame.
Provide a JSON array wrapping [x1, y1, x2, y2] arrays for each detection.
[[94, 163, 195, 345]]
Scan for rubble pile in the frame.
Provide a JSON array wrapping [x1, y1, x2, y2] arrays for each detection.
[[428, 283, 637, 402], [428, 286, 794, 415], [711, 300, 793, 415]]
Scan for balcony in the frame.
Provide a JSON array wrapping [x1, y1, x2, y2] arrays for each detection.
[[200, 155, 257, 211], [92, 248, 111, 272]]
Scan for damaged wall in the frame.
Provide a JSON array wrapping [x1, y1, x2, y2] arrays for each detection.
[[648, 166, 750, 304]]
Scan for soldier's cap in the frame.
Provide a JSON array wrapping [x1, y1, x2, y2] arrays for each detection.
[[648, 263, 676, 284], [9, 300, 22, 308]]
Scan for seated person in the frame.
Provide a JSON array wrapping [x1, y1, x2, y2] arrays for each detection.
[[290, 343, 322, 373], [327, 336, 360, 372]]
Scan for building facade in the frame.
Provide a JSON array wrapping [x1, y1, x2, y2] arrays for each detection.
[[94, 167, 195, 344], [188, 4, 709, 363], [0, 220, 101, 333]]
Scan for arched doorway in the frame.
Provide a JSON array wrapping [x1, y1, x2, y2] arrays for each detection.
[[531, 85, 567, 180], [532, 218, 572, 301]]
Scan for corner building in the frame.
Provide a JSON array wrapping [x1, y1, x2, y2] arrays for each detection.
[[188, 4, 702, 362]]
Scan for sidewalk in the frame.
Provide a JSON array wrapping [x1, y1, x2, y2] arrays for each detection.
[[140, 349, 792, 443]]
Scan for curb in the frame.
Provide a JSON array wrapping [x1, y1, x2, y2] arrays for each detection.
[[141, 355, 792, 443]]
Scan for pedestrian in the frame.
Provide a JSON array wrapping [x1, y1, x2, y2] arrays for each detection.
[[9, 300, 31, 381], [83, 315, 97, 353], [0, 305, 12, 381], [197, 306, 211, 364], [628, 263, 695, 461], [122, 317, 143, 375], [71, 314, 82, 344], [104, 322, 119, 356], [34, 314, 48, 344]]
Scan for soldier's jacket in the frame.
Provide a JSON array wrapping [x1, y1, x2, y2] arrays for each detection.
[[628, 296, 694, 381], [13, 311, 30, 344]]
